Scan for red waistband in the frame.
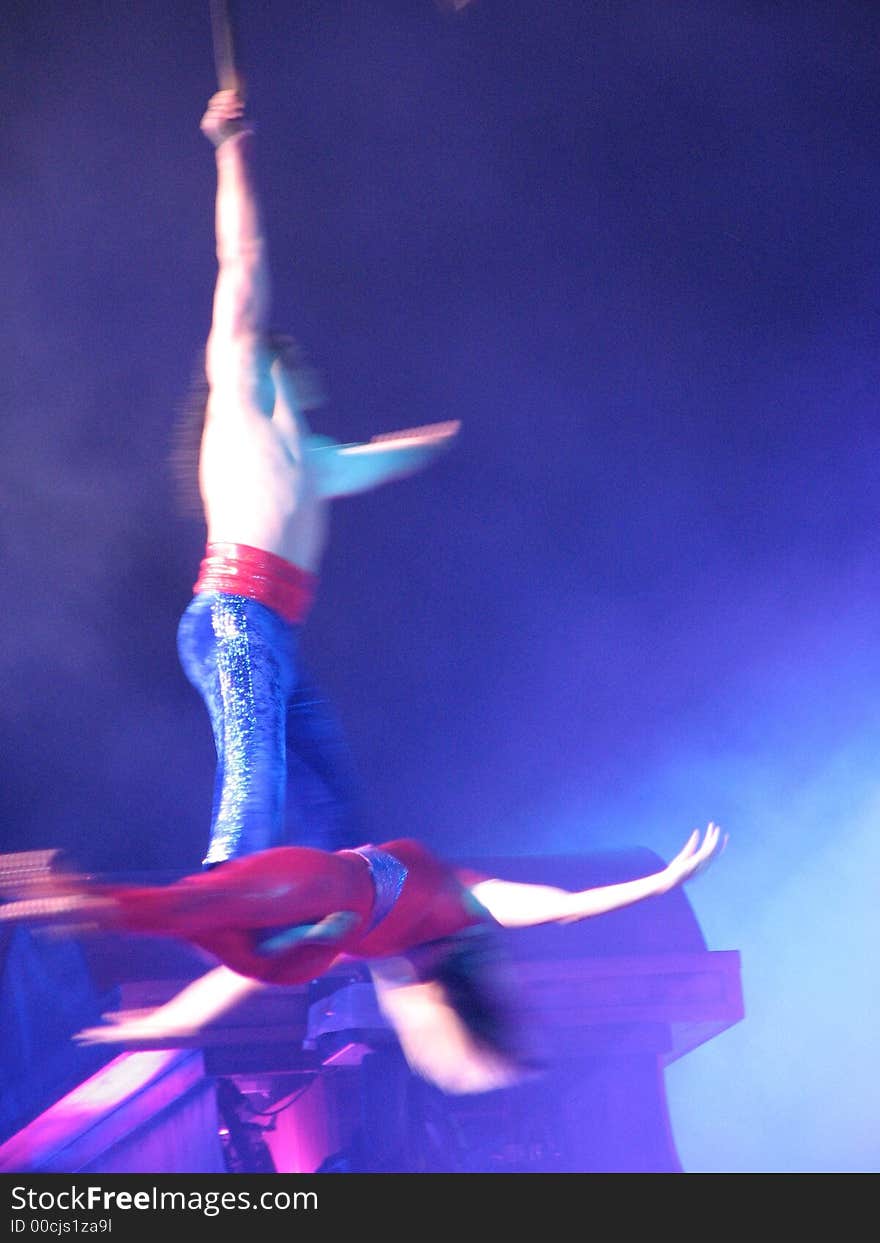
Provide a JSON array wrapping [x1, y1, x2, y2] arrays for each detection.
[[193, 543, 318, 624]]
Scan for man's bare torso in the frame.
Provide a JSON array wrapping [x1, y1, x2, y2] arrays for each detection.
[[199, 379, 330, 573]]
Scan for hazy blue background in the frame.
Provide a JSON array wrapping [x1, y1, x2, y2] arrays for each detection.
[[2, 0, 878, 1172]]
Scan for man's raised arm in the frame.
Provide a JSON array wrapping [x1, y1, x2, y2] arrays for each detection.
[[201, 89, 272, 411]]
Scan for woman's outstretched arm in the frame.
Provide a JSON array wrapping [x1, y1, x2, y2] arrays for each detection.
[[73, 965, 263, 1046], [468, 822, 726, 929]]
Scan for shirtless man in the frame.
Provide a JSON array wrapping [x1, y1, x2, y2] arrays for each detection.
[[182, 90, 460, 866]]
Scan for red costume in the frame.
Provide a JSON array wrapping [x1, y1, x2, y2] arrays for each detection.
[[95, 839, 487, 985]]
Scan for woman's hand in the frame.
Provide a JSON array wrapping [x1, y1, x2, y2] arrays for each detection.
[[659, 822, 727, 893]]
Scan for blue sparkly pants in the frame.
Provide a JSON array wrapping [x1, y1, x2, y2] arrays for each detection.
[[178, 593, 364, 866]]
